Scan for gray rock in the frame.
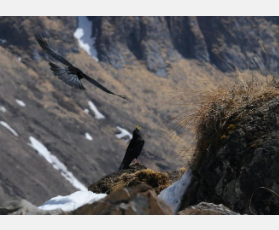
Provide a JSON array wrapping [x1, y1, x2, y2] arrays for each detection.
[[72, 183, 174, 215], [178, 202, 239, 215], [0, 199, 63, 215]]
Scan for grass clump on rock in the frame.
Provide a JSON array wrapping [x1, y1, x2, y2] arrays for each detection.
[[88, 165, 170, 195], [172, 74, 279, 169], [114, 169, 170, 194]]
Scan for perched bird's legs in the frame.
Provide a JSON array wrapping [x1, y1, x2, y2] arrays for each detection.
[[133, 158, 140, 165]]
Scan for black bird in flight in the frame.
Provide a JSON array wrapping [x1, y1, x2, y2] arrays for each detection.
[[119, 126, 145, 170], [35, 34, 128, 100]]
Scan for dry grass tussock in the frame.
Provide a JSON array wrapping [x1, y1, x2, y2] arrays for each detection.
[[111, 169, 170, 194], [170, 73, 279, 169]]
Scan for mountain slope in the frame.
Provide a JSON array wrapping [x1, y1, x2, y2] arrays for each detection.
[[0, 16, 276, 205]]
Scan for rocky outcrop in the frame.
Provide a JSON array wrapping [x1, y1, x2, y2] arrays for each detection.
[[90, 16, 279, 75], [197, 17, 279, 73], [89, 16, 180, 77], [180, 87, 279, 214], [178, 202, 239, 215], [73, 183, 173, 215]]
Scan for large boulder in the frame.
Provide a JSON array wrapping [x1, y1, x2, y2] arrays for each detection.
[[73, 183, 173, 215], [181, 82, 279, 214]]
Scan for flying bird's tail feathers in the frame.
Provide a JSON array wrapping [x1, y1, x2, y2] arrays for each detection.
[[117, 95, 130, 100], [83, 75, 129, 100]]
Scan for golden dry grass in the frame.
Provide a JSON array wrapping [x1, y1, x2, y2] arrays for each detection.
[[169, 72, 279, 169], [111, 169, 170, 194]]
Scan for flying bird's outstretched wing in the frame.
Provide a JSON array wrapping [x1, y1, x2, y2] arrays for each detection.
[[35, 34, 129, 100], [35, 34, 73, 67], [49, 62, 85, 90]]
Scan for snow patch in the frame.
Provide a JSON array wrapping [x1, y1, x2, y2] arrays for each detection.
[[88, 101, 105, 119], [85, 132, 93, 141], [159, 170, 192, 214], [18, 57, 22, 62], [15, 99, 26, 107], [74, 16, 98, 61], [84, 108, 89, 114], [28, 137, 87, 191], [0, 106, 6, 113], [39, 191, 106, 212], [0, 121, 18, 137], [116, 126, 132, 142]]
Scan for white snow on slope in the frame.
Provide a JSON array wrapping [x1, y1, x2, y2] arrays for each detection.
[[0, 121, 18, 137], [0, 106, 6, 113], [18, 57, 22, 62], [84, 108, 89, 114], [39, 191, 106, 212], [116, 126, 132, 142], [85, 132, 93, 141], [159, 170, 192, 214], [88, 101, 105, 119], [15, 99, 26, 107], [28, 137, 87, 191], [74, 16, 98, 61]]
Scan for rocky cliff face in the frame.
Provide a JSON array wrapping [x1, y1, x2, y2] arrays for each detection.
[[0, 16, 279, 206], [90, 16, 279, 75]]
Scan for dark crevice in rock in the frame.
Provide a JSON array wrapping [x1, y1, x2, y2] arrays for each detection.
[[127, 31, 143, 60]]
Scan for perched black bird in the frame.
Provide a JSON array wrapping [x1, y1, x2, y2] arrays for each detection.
[[35, 34, 128, 100], [119, 126, 145, 170]]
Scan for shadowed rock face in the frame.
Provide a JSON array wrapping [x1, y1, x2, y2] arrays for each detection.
[[181, 97, 279, 214], [90, 16, 279, 75], [72, 183, 174, 215]]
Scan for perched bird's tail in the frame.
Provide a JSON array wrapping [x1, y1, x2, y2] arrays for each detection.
[[119, 162, 125, 170]]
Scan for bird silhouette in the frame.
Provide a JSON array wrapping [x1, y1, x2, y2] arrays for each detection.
[[119, 126, 145, 170], [35, 34, 128, 100]]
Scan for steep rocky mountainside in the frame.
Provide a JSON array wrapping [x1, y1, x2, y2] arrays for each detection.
[[90, 16, 279, 75], [0, 16, 278, 205]]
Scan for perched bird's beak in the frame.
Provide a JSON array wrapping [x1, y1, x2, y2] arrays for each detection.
[[136, 125, 141, 130]]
